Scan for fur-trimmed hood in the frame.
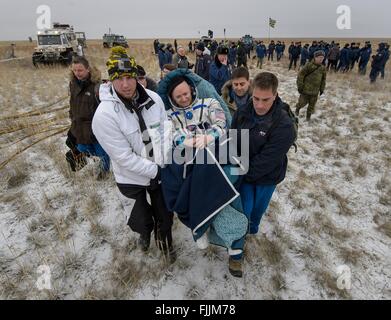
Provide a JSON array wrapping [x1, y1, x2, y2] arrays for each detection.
[[221, 79, 253, 112]]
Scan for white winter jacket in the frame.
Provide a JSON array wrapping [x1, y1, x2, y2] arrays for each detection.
[[92, 82, 172, 186]]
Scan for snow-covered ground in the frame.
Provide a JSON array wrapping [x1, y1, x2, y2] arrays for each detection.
[[0, 44, 390, 300]]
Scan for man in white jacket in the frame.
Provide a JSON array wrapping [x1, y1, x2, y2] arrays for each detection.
[[92, 47, 175, 262]]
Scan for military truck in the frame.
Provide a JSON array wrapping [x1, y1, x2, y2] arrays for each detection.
[[102, 34, 128, 48], [242, 35, 254, 49], [75, 32, 87, 48], [32, 23, 78, 67]]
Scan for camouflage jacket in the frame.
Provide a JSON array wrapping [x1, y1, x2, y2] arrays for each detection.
[[297, 61, 326, 96]]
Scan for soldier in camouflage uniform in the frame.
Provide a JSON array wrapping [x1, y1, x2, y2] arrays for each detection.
[[295, 50, 327, 121]]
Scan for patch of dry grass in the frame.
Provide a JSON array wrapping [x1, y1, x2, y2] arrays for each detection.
[[7, 169, 29, 189], [379, 187, 391, 207], [325, 188, 354, 216], [338, 246, 364, 265], [89, 221, 111, 247], [377, 222, 391, 238], [57, 251, 83, 278], [83, 190, 104, 217], [376, 174, 390, 190], [255, 234, 286, 266], [185, 282, 204, 299], [2, 190, 37, 221], [311, 211, 352, 241], [26, 231, 50, 249], [354, 162, 368, 178], [271, 272, 287, 291], [203, 245, 224, 262], [107, 254, 149, 299]]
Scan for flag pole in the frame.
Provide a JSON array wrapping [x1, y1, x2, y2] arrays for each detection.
[[268, 17, 271, 42]]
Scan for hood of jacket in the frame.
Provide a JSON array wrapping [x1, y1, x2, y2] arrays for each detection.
[[157, 69, 201, 110], [221, 79, 253, 100]]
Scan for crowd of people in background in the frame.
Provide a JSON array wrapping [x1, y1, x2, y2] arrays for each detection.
[[153, 38, 389, 84], [64, 36, 389, 278]]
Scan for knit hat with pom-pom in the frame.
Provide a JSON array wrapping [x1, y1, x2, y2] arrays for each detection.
[[106, 46, 138, 81]]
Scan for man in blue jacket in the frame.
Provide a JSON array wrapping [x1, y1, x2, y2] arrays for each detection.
[[276, 41, 283, 61], [209, 46, 232, 95], [337, 44, 350, 73], [229, 72, 296, 276], [370, 43, 387, 83], [158, 43, 168, 76], [308, 41, 319, 60], [268, 41, 275, 61], [380, 43, 389, 79], [358, 42, 372, 75], [289, 42, 301, 70], [228, 42, 237, 68], [195, 42, 212, 81], [300, 44, 310, 67], [256, 41, 267, 69]]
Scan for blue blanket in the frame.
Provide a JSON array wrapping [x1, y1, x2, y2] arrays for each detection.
[[162, 146, 249, 255], [161, 147, 240, 239]]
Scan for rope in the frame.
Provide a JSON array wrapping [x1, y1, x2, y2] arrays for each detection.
[[0, 126, 70, 170]]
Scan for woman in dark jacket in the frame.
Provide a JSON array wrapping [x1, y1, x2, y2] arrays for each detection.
[[69, 56, 110, 179]]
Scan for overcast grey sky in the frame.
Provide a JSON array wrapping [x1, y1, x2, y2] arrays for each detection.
[[1, 0, 390, 40]]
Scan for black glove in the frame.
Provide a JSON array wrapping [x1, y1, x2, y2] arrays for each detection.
[[148, 166, 161, 191], [298, 88, 304, 95], [65, 150, 87, 172], [319, 91, 324, 96], [66, 130, 77, 150]]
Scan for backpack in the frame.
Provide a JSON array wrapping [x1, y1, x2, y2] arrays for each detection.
[[267, 103, 299, 153]]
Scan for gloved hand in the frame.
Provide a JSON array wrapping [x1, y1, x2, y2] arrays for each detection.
[[148, 166, 161, 191], [319, 91, 324, 96]]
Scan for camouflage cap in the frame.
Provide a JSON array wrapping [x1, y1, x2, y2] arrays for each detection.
[[106, 46, 138, 81]]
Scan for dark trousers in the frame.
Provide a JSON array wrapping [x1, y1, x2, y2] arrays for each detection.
[[327, 59, 337, 71], [237, 59, 247, 68], [370, 67, 381, 83], [381, 65, 386, 79], [118, 184, 173, 247], [358, 60, 369, 75], [289, 57, 299, 70], [337, 61, 349, 72]]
